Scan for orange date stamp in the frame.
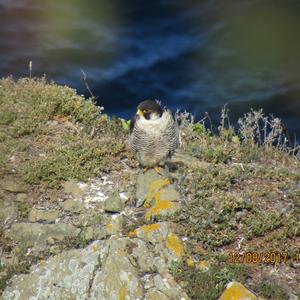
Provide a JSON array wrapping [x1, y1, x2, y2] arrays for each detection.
[[228, 251, 299, 265]]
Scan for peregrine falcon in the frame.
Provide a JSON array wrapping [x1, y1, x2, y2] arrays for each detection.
[[129, 100, 179, 170]]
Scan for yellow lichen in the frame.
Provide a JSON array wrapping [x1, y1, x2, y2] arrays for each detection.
[[198, 260, 208, 271], [106, 223, 113, 232], [165, 233, 184, 257], [144, 178, 171, 208], [154, 190, 161, 205], [219, 281, 258, 300], [140, 223, 160, 233], [92, 244, 100, 252], [145, 200, 174, 221], [128, 229, 137, 237], [128, 223, 160, 237], [118, 286, 127, 300], [186, 257, 195, 267], [116, 249, 126, 256]]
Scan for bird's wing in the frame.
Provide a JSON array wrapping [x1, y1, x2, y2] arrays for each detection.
[[130, 114, 137, 133]]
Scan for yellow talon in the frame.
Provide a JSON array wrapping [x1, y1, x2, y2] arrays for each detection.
[[154, 166, 162, 174]]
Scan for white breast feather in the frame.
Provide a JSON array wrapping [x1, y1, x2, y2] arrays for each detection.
[[136, 110, 171, 135]]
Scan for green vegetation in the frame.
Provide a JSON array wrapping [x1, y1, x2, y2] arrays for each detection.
[[170, 260, 249, 300], [0, 77, 131, 190], [171, 109, 300, 299]]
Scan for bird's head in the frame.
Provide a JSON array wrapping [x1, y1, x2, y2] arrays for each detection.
[[136, 100, 163, 121]]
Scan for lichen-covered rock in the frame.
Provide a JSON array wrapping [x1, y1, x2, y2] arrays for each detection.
[[0, 199, 17, 225], [105, 214, 124, 235], [1, 180, 28, 193], [28, 208, 59, 223], [3, 240, 102, 300], [219, 281, 258, 300], [16, 193, 28, 202], [9, 223, 80, 249], [145, 199, 181, 221], [63, 179, 86, 197], [130, 239, 156, 273], [159, 187, 180, 202], [3, 233, 190, 300], [90, 238, 144, 300], [144, 289, 170, 300], [153, 273, 190, 300], [129, 222, 174, 244], [104, 191, 125, 213], [136, 169, 165, 207], [60, 199, 84, 213]]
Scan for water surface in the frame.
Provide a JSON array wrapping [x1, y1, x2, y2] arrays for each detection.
[[1, 0, 300, 140]]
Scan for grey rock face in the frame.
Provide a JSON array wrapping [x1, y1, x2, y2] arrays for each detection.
[[63, 179, 86, 197], [90, 238, 144, 300], [60, 199, 84, 213], [9, 223, 80, 249], [104, 191, 125, 213], [0, 199, 17, 225], [3, 236, 190, 300], [1, 181, 28, 193], [28, 208, 59, 223], [3, 241, 102, 300], [135, 169, 163, 207]]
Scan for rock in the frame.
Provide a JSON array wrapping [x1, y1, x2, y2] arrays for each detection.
[[153, 273, 190, 300], [129, 222, 173, 244], [90, 238, 144, 299], [1, 180, 27, 193], [82, 226, 94, 241], [144, 289, 170, 300], [0, 199, 17, 225], [3, 240, 102, 300], [28, 208, 59, 223], [9, 223, 80, 249], [104, 192, 125, 213], [136, 169, 165, 207], [130, 239, 156, 273], [16, 193, 28, 202], [79, 209, 104, 227], [170, 150, 210, 169], [3, 234, 190, 300], [105, 214, 124, 235], [92, 226, 107, 240], [60, 199, 84, 213], [159, 187, 180, 201], [63, 179, 86, 197], [219, 281, 258, 300], [145, 200, 181, 221]]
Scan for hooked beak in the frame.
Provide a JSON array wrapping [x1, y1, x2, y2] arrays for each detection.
[[136, 109, 143, 116]]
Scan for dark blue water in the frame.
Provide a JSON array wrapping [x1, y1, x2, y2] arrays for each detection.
[[1, 0, 300, 141]]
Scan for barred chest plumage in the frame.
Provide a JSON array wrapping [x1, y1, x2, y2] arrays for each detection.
[[129, 109, 178, 167]]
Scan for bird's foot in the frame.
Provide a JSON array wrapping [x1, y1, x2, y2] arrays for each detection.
[[142, 166, 162, 175], [154, 166, 162, 174]]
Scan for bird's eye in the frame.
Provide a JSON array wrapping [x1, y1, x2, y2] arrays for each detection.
[[142, 109, 149, 113]]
